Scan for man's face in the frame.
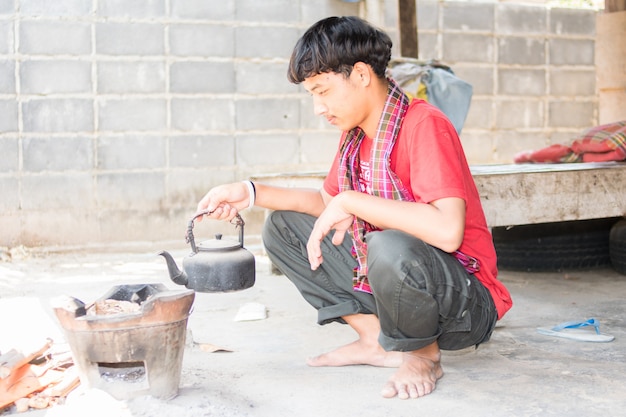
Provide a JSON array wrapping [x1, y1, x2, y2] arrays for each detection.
[[301, 70, 366, 132]]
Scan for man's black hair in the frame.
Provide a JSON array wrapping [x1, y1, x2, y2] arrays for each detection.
[[287, 16, 392, 84]]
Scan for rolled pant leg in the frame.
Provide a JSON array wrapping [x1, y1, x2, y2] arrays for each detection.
[[261, 210, 377, 324], [366, 229, 498, 352]]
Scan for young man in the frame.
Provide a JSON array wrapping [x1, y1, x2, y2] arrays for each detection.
[[196, 16, 512, 400]]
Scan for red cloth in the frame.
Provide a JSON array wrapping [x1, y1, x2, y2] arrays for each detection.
[[324, 99, 513, 320], [514, 121, 626, 163]]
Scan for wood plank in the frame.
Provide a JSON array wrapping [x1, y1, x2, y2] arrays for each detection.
[[606, 0, 626, 12], [252, 162, 626, 228], [398, 0, 418, 58]]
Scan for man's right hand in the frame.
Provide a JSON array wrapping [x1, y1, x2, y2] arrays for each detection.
[[195, 182, 251, 222]]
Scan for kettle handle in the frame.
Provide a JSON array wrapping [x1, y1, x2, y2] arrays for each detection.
[[186, 211, 245, 253]]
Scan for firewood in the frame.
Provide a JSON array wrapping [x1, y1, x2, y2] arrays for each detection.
[[0, 338, 53, 379]]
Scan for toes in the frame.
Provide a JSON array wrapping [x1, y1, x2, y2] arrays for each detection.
[[381, 382, 398, 399]]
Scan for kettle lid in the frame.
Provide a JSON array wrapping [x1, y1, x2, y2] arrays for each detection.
[[197, 233, 240, 251]]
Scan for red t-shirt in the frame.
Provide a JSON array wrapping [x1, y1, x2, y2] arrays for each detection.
[[323, 99, 512, 319]]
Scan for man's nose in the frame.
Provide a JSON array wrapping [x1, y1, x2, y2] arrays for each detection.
[[312, 97, 327, 116]]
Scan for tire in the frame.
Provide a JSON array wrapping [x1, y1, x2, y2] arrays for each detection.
[[492, 218, 619, 272], [610, 219, 626, 275]]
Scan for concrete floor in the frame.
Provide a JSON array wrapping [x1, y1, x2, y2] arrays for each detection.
[[1, 241, 624, 417]]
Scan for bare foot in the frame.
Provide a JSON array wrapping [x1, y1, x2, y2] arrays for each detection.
[[381, 342, 443, 400], [307, 338, 403, 368], [307, 313, 403, 368]]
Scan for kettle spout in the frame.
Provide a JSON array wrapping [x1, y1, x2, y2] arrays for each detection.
[[158, 251, 188, 286]]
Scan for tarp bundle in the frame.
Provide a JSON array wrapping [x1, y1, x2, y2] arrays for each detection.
[[514, 120, 626, 163], [387, 58, 473, 135]]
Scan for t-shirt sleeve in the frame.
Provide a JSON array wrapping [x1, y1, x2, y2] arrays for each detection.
[[405, 109, 468, 204]]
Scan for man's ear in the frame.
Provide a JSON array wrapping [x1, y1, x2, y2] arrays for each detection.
[[351, 62, 372, 86]]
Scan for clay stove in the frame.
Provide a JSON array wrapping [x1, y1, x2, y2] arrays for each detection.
[[53, 283, 195, 400]]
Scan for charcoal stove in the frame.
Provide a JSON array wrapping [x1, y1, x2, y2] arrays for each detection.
[[52, 283, 195, 400]]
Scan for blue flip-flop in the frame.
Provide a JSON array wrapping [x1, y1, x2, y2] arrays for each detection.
[[536, 318, 615, 342]]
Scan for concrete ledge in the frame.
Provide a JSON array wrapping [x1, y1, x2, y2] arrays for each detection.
[[252, 162, 626, 228]]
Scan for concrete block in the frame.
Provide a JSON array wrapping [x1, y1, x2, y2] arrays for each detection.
[[550, 7, 595, 36], [23, 137, 93, 172], [599, 90, 626, 124], [550, 69, 596, 96], [170, 0, 235, 20], [21, 173, 94, 210], [0, 213, 20, 247], [235, 26, 300, 59], [236, 61, 296, 94], [97, 0, 165, 18], [0, 60, 15, 93], [169, 24, 234, 57], [301, 0, 359, 24], [495, 99, 544, 129], [300, 131, 338, 165], [0, 178, 19, 211], [494, 131, 552, 162], [171, 98, 234, 131], [0, 21, 13, 54], [97, 135, 165, 170], [97, 172, 165, 210], [443, 2, 494, 31], [23, 99, 93, 132], [170, 61, 235, 93], [0, 0, 13, 14], [96, 22, 164, 55], [464, 98, 493, 129], [453, 66, 494, 95], [498, 37, 545, 65], [236, 133, 299, 166], [98, 208, 175, 242], [498, 69, 546, 96], [19, 0, 92, 16], [19, 21, 91, 55], [549, 100, 595, 128], [167, 169, 236, 209], [21, 210, 98, 246], [458, 131, 496, 164], [21, 60, 91, 94], [442, 33, 493, 63], [417, 33, 437, 61], [496, 4, 546, 35], [416, 1, 438, 31], [235, 98, 300, 130], [98, 98, 166, 132], [97, 61, 165, 93], [235, 0, 299, 23], [549, 39, 594, 65], [0, 137, 18, 172], [596, 11, 626, 89], [169, 135, 235, 168], [0, 99, 17, 131]]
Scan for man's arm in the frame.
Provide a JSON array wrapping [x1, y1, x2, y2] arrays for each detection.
[[307, 191, 465, 270], [196, 181, 327, 222]]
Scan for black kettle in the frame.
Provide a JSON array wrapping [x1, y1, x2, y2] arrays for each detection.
[[159, 212, 255, 292]]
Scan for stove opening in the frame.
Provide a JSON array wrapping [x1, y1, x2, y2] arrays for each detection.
[[97, 361, 148, 388]]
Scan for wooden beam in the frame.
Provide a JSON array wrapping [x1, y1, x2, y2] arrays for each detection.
[[605, 0, 626, 12], [398, 0, 418, 58]]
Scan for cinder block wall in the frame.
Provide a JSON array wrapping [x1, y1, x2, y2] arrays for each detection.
[[0, 0, 598, 247]]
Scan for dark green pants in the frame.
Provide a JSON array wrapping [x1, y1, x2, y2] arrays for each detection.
[[262, 210, 497, 352]]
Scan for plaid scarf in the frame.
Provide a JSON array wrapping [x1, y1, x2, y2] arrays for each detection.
[[338, 79, 414, 293], [338, 78, 479, 294]]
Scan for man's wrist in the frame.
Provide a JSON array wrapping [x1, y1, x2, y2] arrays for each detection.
[[242, 180, 256, 209]]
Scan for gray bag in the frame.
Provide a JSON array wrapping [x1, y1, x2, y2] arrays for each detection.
[[388, 59, 473, 135]]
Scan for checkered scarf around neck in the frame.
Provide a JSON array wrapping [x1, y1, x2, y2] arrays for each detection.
[[338, 78, 480, 294], [338, 78, 415, 293]]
